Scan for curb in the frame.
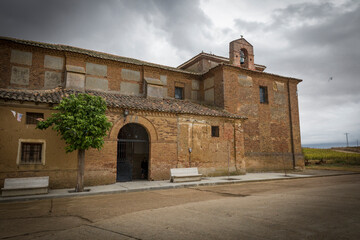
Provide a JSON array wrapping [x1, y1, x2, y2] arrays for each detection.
[[1, 172, 359, 203]]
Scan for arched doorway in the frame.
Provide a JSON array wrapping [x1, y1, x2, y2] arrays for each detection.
[[117, 123, 149, 182]]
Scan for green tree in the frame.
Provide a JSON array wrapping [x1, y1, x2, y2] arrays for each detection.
[[37, 93, 112, 192]]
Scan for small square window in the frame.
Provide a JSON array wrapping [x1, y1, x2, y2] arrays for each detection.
[[21, 143, 42, 164], [26, 112, 44, 124], [211, 126, 219, 137], [175, 87, 184, 100], [259, 86, 268, 104]]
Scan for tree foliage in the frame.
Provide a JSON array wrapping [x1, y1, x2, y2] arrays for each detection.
[[37, 93, 112, 152]]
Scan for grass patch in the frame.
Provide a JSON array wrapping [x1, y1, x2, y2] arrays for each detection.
[[306, 165, 360, 172], [303, 148, 360, 171]]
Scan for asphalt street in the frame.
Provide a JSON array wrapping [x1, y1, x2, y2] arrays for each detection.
[[1, 174, 359, 240]]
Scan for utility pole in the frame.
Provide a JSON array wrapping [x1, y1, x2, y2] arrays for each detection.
[[344, 133, 349, 147]]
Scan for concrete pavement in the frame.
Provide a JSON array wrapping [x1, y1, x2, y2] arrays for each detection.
[[1, 169, 358, 202], [1, 174, 360, 240]]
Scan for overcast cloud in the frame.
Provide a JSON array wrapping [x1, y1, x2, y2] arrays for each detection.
[[0, 0, 359, 146]]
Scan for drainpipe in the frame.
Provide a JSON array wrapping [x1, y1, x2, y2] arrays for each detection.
[[287, 80, 296, 169], [233, 121, 237, 172], [189, 121, 194, 167]]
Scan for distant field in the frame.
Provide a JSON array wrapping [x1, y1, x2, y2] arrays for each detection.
[[302, 147, 360, 172]]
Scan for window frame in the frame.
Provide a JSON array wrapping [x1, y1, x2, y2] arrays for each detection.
[[259, 86, 268, 104], [211, 126, 219, 137], [26, 112, 44, 125], [17, 139, 46, 165], [175, 86, 184, 100]]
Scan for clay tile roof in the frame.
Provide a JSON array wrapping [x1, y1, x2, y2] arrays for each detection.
[[0, 88, 246, 119]]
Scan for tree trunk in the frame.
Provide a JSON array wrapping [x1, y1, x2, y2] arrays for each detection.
[[76, 149, 85, 192]]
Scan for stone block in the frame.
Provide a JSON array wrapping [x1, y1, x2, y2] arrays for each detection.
[[120, 82, 140, 96], [238, 74, 253, 87], [44, 71, 62, 88], [44, 55, 64, 70], [10, 49, 32, 66], [86, 77, 108, 91], [160, 75, 167, 85], [86, 62, 107, 77], [204, 77, 214, 89], [10, 66, 29, 85], [273, 81, 285, 92], [144, 77, 163, 86], [121, 69, 140, 82], [66, 72, 85, 90], [66, 65, 85, 73], [204, 88, 214, 103], [147, 85, 165, 98], [191, 91, 198, 101], [192, 80, 200, 90]]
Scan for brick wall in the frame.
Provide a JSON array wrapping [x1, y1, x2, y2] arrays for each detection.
[[0, 37, 304, 188], [219, 65, 304, 170]]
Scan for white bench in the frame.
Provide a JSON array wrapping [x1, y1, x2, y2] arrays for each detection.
[[1, 176, 49, 197], [170, 168, 202, 183]]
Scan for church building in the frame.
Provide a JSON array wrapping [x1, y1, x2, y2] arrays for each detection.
[[0, 36, 303, 188]]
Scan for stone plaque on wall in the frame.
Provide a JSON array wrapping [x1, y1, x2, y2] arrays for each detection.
[[86, 62, 107, 77], [120, 82, 140, 96], [160, 75, 167, 85], [121, 69, 140, 82], [192, 80, 200, 90], [44, 71, 62, 88], [44, 55, 64, 70], [238, 74, 253, 87], [10, 66, 29, 85], [66, 65, 85, 73], [147, 85, 165, 98], [10, 50, 32, 66], [204, 77, 214, 89], [273, 81, 285, 92], [204, 88, 214, 103], [86, 77, 108, 91], [66, 72, 85, 90]]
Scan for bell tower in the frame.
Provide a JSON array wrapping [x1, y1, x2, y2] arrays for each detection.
[[229, 36, 255, 70]]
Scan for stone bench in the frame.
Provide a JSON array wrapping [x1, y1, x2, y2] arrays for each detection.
[[1, 176, 49, 197], [170, 168, 202, 183]]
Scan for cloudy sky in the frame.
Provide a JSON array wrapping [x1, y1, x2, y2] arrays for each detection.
[[0, 0, 359, 146]]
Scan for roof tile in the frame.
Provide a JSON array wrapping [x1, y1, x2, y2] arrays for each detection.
[[0, 88, 245, 119]]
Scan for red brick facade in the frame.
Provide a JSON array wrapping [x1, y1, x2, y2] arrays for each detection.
[[0, 36, 303, 188]]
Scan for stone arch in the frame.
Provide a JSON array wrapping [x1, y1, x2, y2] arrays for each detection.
[[109, 115, 158, 142]]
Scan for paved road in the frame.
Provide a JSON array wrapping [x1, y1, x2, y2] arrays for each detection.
[[1, 174, 359, 240]]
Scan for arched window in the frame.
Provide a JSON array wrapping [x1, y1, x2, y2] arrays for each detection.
[[240, 48, 248, 67], [240, 50, 245, 64]]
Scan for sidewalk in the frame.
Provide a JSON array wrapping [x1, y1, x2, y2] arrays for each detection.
[[1, 169, 358, 202]]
